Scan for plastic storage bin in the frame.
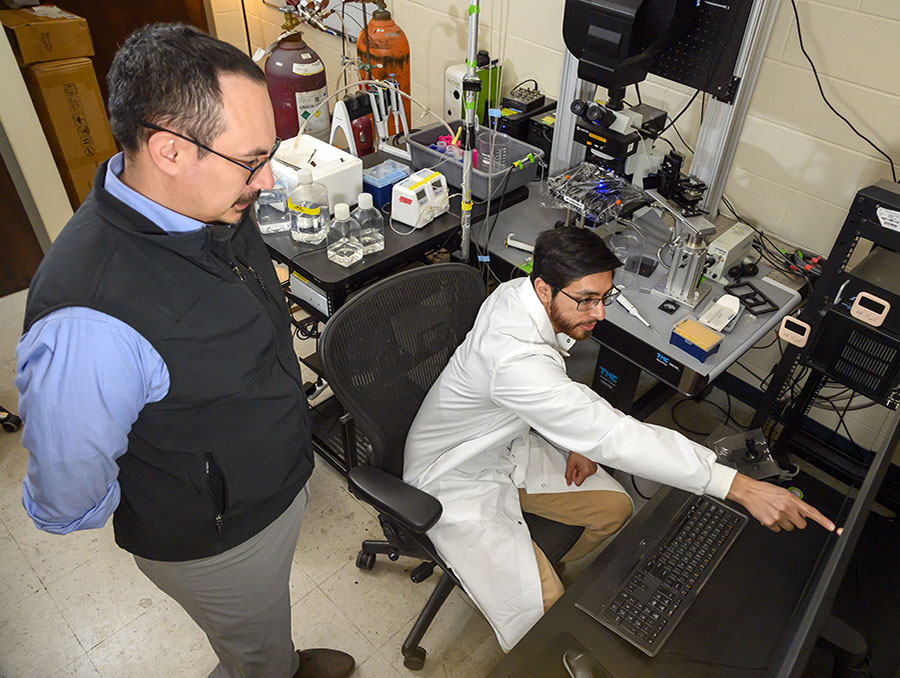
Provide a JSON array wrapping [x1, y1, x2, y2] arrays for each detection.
[[408, 120, 544, 200], [362, 159, 409, 207]]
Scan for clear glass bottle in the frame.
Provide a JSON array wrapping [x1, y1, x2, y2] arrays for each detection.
[[255, 183, 291, 234], [326, 203, 363, 267], [351, 193, 385, 255], [287, 168, 329, 244]]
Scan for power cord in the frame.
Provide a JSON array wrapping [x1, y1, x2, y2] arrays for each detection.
[[789, 0, 896, 182]]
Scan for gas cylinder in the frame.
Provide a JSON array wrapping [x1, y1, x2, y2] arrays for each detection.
[[356, 7, 410, 137], [265, 32, 329, 141]]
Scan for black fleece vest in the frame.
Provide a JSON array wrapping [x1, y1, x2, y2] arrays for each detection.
[[24, 162, 314, 561]]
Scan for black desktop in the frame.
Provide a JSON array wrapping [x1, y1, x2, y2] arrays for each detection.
[[488, 409, 900, 678]]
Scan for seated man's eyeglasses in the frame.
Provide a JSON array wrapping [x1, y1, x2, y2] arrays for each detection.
[[557, 287, 620, 311], [140, 121, 281, 185]]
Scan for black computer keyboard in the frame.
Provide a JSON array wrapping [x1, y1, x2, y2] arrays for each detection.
[[589, 495, 747, 656]]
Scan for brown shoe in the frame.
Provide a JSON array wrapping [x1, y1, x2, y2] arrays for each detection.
[[293, 649, 355, 678]]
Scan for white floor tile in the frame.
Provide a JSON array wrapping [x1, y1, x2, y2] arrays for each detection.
[[289, 555, 317, 605], [52, 654, 102, 678], [382, 588, 503, 677], [47, 541, 164, 650], [87, 598, 215, 678], [8, 519, 117, 587], [0, 588, 85, 678], [0, 519, 41, 606], [291, 588, 379, 667], [356, 650, 403, 677], [320, 556, 433, 650], [294, 470, 382, 585]]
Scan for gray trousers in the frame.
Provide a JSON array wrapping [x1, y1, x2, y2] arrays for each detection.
[[134, 485, 309, 678]]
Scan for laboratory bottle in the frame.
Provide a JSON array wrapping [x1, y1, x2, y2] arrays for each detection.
[[288, 168, 329, 244], [326, 203, 363, 267], [351, 193, 385, 255]]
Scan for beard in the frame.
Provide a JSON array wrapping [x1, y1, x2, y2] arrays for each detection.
[[548, 296, 595, 340], [209, 189, 261, 227]]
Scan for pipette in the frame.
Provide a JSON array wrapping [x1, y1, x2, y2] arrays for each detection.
[[614, 284, 661, 336]]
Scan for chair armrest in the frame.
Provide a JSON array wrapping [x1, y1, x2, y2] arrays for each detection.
[[348, 465, 442, 533]]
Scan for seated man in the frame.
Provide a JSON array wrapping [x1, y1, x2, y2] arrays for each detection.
[[403, 227, 837, 652]]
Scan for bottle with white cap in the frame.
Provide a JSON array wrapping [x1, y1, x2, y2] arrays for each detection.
[[351, 193, 385, 255], [326, 203, 363, 267], [287, 168, 329, 244]]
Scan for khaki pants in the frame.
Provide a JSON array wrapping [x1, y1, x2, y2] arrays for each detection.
[[519, 488, 633, 612]]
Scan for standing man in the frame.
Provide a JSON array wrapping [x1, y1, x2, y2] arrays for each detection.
[[404, 227, 838, 652], [16, 24, 354, 678]]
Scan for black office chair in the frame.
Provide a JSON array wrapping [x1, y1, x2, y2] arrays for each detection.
[[0, 405, 22, 433], [320, 263, 584, 670]]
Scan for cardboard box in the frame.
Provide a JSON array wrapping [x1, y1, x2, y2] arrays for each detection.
[[0, 5, 93, 65], [23, 57, 117, 208]]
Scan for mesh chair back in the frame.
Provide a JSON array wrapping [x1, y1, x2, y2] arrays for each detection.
[[320, 264, 486, 478]]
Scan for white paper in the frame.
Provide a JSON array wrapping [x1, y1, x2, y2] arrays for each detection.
[[698, 294, 741, 332]]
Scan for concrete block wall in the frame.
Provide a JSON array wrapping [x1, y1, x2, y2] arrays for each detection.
[[207, 0, 900, 450]]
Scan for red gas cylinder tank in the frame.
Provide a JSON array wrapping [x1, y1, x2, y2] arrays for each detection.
[[356, 8, 410, 136], [265, 32, 329, 141]]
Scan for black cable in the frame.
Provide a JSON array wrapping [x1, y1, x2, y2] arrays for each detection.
[[734, 359, 768, 384], [512, 78, 539, 91], [481, 168, 514, 283], [634, 82, 642, 105], [789, 0, 896, 182], [669, 122, 694, 154], [631, 475, 652, 501], [656, 136, 677, 153], [659, 90, 699, 136], [671, 398, 716, 437], [752, 333, 779, 350]]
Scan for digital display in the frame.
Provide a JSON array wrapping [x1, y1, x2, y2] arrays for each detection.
[[859, 295, 886, 313], [784, 318, 806, 335]]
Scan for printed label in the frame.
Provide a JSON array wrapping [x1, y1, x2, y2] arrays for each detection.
[[876, 206, 900, 232], [399, 196, 413, 205], [295, 86, 329, 136], [291, 60, 325, 76]]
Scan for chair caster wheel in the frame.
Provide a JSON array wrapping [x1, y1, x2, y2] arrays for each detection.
[[403, 646, 426, 671], [1, 413, 21, 433], [356, 550, 376, 571]]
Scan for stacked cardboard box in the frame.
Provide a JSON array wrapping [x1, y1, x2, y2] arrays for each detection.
[[1, 5, 117, 208]]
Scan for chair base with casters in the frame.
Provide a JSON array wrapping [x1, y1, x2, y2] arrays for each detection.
[[321, 263, 587, 670], [348, 464, 585, 670], [1, 406, 22, 433]]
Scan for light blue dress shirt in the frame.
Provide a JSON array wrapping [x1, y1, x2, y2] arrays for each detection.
[[17, 152, 206, 533]]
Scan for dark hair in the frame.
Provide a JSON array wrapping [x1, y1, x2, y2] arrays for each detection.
[[107, 23, 266, 153], [530, 227, 622, 291]]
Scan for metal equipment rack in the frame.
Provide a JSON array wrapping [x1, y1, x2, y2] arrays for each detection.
[[750, 180, 900, 512]]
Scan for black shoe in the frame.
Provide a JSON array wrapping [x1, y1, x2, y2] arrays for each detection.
[[293, 649, 355, 678]]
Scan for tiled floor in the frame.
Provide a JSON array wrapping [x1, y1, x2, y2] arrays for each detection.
[[0, 287, 737, 678]]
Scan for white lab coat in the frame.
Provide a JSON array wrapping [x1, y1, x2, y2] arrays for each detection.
[[403, 277, 737, 652]]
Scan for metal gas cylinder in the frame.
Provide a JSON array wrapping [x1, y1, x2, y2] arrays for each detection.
[[356, 7, 410, 136], [265, 32, 329, 141]]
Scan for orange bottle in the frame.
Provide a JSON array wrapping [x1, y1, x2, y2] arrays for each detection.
[[356, 7, 410, 136]]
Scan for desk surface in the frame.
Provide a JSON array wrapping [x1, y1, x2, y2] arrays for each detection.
[[485, 195, 802, 395], [488, 471, 848, 678], [264, 151, 527, 307]]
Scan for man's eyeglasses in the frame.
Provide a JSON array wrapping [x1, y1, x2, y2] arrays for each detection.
[[557, 287, 620, 311], [140, 121, 281, 185]]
